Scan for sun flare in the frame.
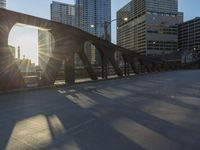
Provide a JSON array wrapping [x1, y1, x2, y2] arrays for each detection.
[[8, 25, 39, 65]]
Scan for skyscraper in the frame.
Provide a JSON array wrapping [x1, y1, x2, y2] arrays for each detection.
[[38, 0, 111, 68], [178, 17, 200, 52], [38, 1, 75, 70], [117, 0, 183, 56], [0, 0, 6, 8], [75, 0, 111, 39], [51, 1, 75, 26], [75, 0, 111, 64]]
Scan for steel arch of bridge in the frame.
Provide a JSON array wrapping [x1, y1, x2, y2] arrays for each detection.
[[0, 9, 199, 91]]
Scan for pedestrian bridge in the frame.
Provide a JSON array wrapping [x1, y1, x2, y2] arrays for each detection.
[[0, 7, 200, 150], [0, 8, 200, 92], [0, 70, 200, 150]]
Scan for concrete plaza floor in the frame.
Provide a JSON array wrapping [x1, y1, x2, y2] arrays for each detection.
[[0, 70, 200, 150]]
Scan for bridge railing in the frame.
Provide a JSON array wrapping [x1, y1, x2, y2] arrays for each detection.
[[0, 8, 200, 91]]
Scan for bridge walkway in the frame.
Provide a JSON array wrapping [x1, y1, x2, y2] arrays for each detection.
[[0, 70, 200, 150]]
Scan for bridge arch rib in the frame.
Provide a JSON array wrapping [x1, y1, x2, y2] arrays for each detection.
[[0, 8, 199, 91]]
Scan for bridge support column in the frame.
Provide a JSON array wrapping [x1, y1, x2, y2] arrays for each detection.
[[0, 48, 26, 90], [109, 55, 123, 77], [101, 56, 108, 79], [77, 43, 98, 81], [143, 62, 151, 73], [64, 53, 75, 85], [124, 55, 139, 75], [127, 63, 130, 76], [124, 61, 130, 77], [96, 45, 123, 78], [96, 46, 108, 79], [152, 63, 156, 72], [156, 64, 161, 72], [139, 59, 145, 73]]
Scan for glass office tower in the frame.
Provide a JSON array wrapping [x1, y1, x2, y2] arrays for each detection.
[[51, 1, 75, 26], [75, 0, 111, 64], [75, 0, 111, 40], [38, 1, 75, 70]]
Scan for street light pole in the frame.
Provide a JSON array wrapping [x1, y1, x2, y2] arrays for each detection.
[[91, 17, 128, 41], [104, 19, 117, 41], [103, 18, 128, 79], [103, 17, 128, 41], [91, 17, 128, 79], [104, 21, 108, 41]]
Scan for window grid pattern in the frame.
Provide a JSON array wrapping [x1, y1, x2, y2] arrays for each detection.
[[117, 0, 182, 56], [178, 17, 200, 51], [51, 1, 75, 26]]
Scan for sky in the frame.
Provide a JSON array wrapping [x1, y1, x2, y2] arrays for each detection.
[[7, 0, 200, 64]]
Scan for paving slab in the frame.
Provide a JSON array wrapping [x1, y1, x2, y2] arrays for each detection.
[[0, 70, 200, 150]]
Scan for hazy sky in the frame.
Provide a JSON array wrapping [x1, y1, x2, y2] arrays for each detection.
[[7, 0, 200, 64], [7, 0, 200, 21]]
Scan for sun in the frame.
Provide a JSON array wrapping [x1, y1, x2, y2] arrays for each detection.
[[8, 25, 39, 65]]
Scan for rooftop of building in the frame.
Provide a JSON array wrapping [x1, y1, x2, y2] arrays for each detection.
[[52, 1, 74, 7], [179, 17, 200, 26]]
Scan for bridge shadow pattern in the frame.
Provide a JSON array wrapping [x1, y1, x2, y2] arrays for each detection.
[[0, 70, 200, 150]]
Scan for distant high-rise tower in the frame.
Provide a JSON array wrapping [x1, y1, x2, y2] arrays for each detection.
[[38, 1, 75, 70], [51, 1, 75, 25], [75, 0, 111, 64], [0, 0, 6, 8], [75, 0, 111, 40], [117, 0, 183, 56]]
